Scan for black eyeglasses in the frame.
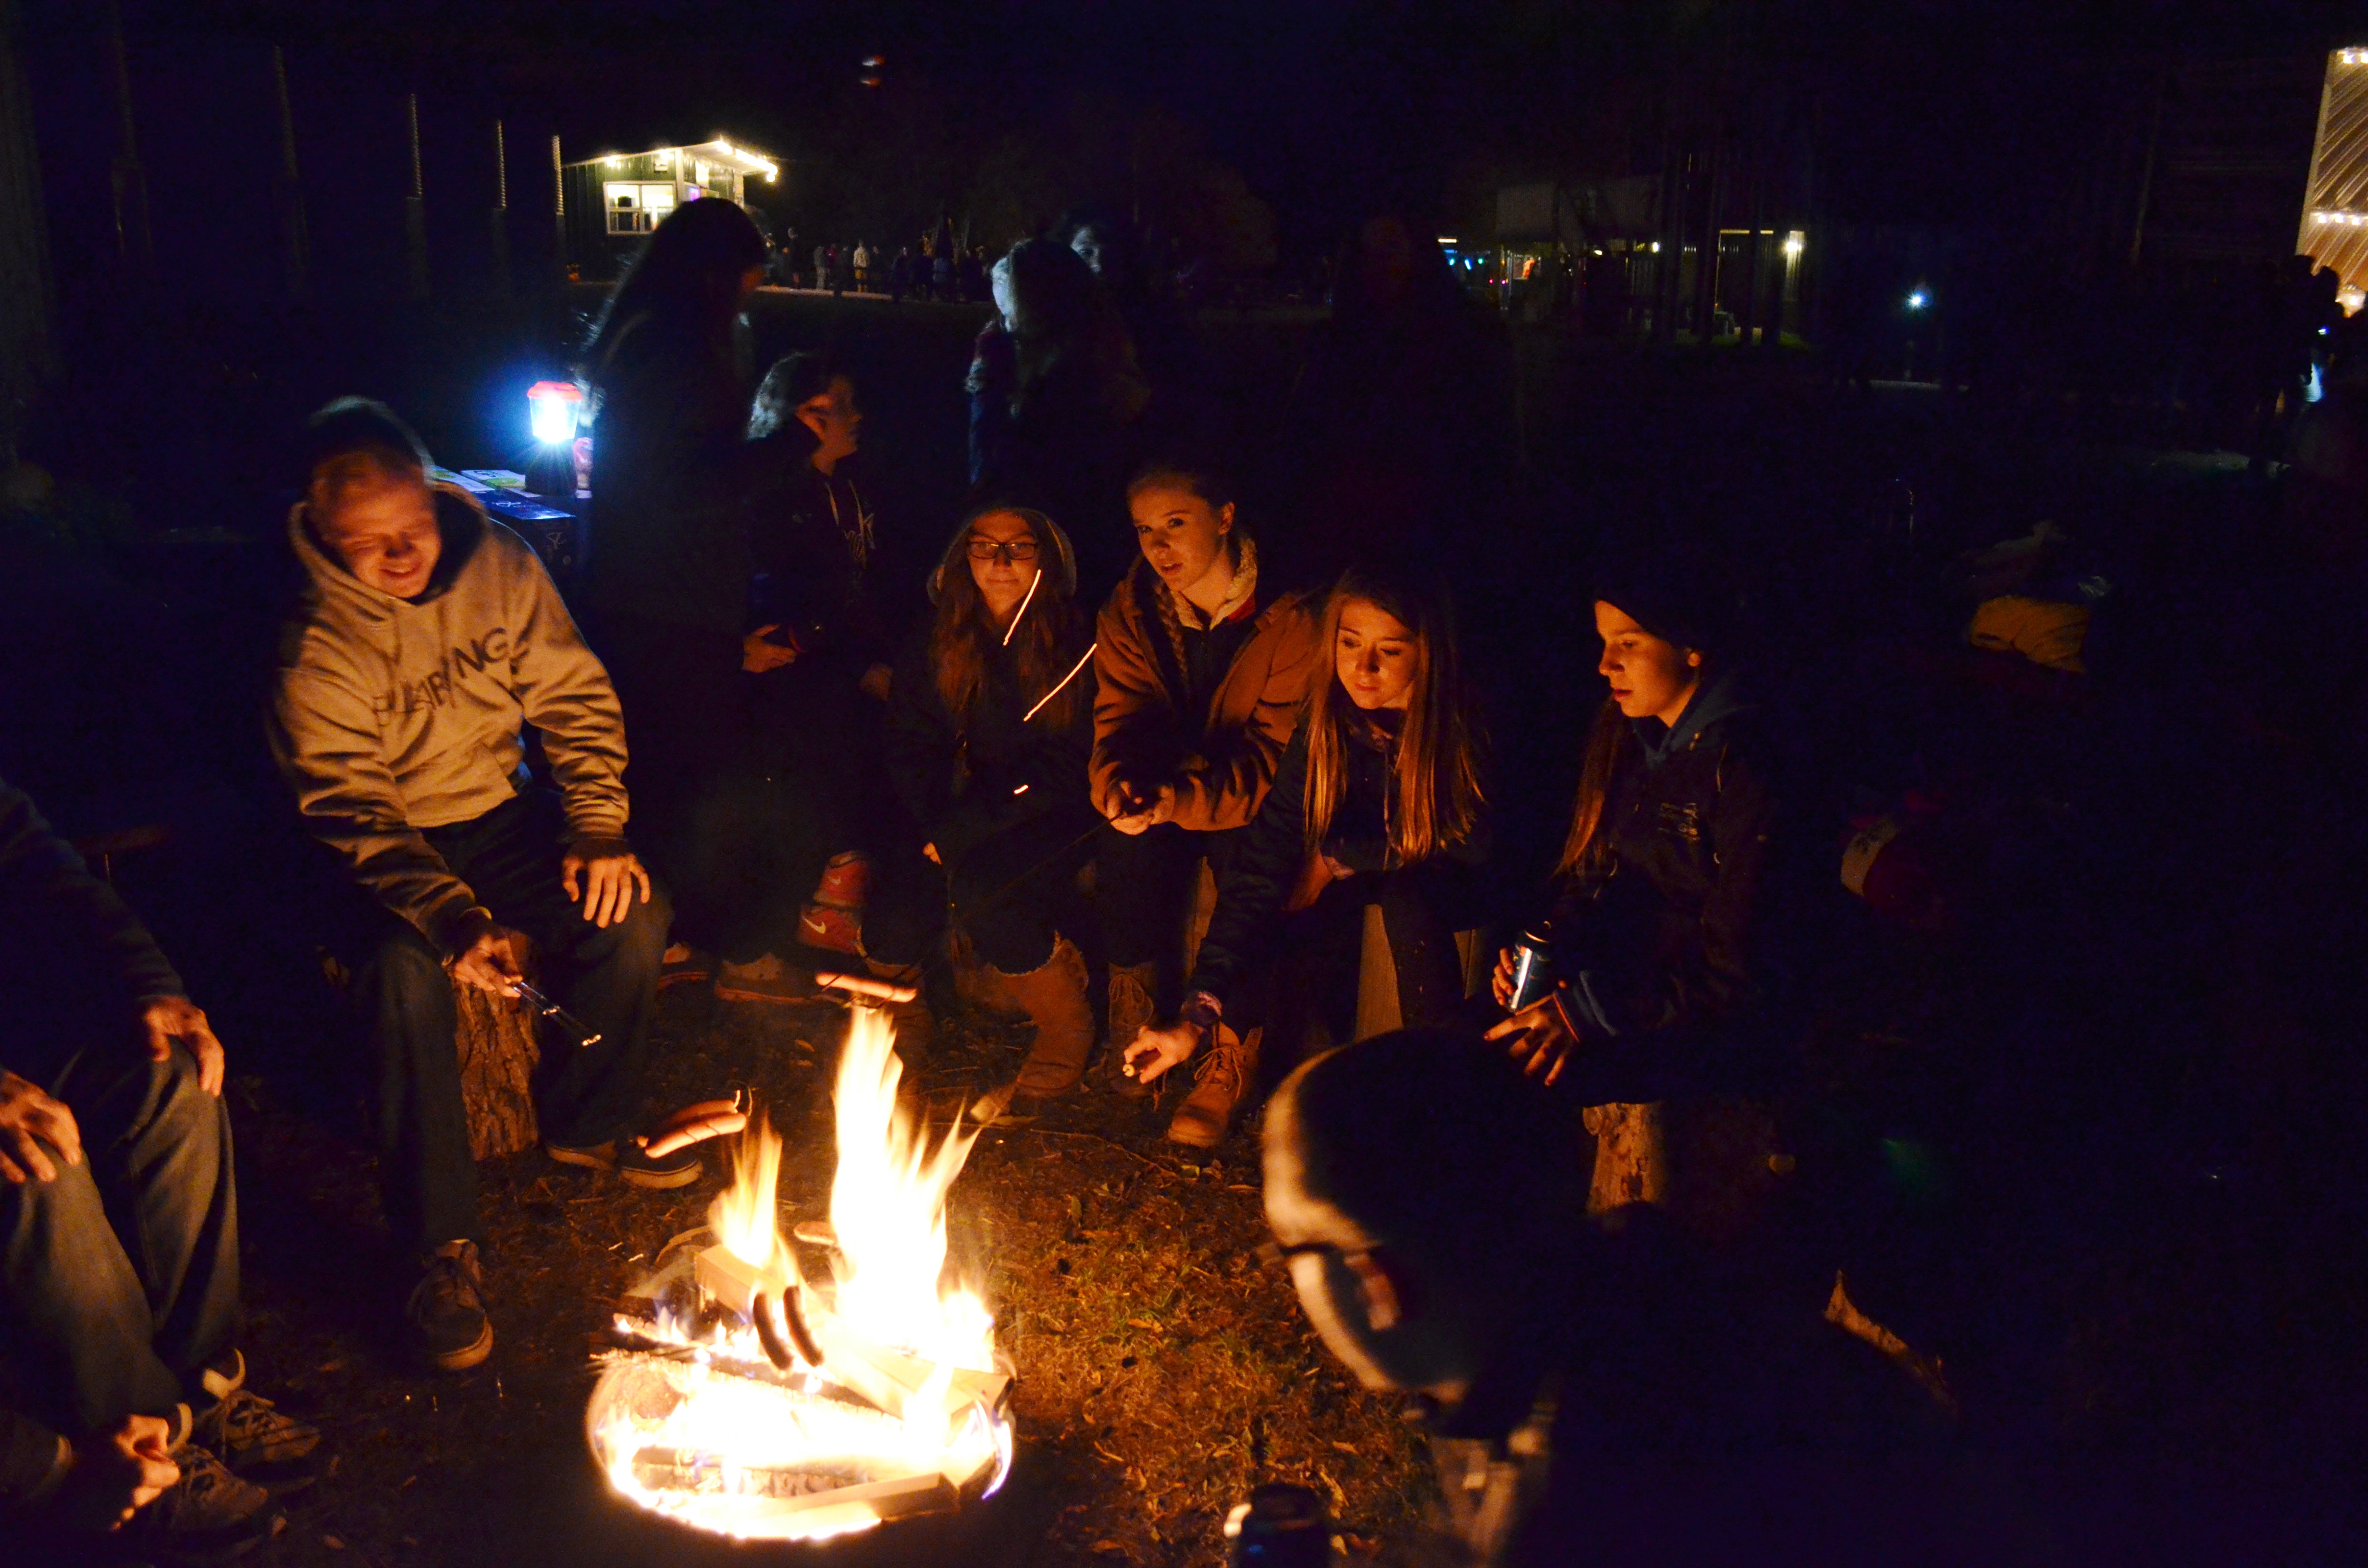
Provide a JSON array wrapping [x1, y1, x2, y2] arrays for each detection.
[[966, 537, 1041, 564], [1250, 1238, 1366, 1271]]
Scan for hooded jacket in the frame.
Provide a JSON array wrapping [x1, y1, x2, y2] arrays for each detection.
[[1090, 550, 1319, 833], [1542, 672, 1784, 1099], [883, 513, 1098, 865], [271, 485, 631, 952]]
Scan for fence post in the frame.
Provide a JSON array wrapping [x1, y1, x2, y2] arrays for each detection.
[[404, 92, 430, 300], [271, 46, 308, 302], [489, 117, 511, 303]]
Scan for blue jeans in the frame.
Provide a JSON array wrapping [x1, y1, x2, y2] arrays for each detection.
[[0, 1045, 238, 1435], [346, 794, 670, 1251]]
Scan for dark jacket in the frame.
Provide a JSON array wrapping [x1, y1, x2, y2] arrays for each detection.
[[883, 520, 1099, 868], [1189, 713, 1488, 1014], [582, 312, 758, 638], [1542, 674, 1785, 1101], [745, 441, 882, 668]]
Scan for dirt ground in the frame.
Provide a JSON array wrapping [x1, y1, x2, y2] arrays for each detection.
[[226, 983, 1433, 1568]]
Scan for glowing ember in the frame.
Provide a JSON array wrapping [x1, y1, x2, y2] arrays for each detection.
[[586, 1007, 1012, 1541]]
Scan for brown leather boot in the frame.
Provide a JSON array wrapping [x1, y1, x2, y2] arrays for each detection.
[[1165, 1023, 1260, 1149], [979, 937, 1092, 1126], [1104, 961, 1159, 1099]]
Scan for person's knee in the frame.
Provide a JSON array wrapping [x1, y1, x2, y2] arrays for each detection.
[[362, 928, 449, 1002]]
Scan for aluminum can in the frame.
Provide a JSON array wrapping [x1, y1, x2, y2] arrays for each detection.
[[1506, 927, 1555, 1012]]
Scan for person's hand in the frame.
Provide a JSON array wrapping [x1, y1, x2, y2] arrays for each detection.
[[859, 663, 893, 702], [0, 1070, 81, 1185], [1108, 784, 1178, 837], [1321, 854, 1356, 880], [59, 1414, 178, 1531], [1490, 946, 1522, 1009], [922, 842, 941, 865], [742, 626, 798, 674], [561, 843, 653, 928], [636, 1098, 749, 1159], [138, 995, 225, 1096], [1122, 1019, 1203, 1087], [1484, 995, 1580, 1087], [448, 915, 527, 996]]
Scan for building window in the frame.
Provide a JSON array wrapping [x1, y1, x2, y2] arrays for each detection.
[[604, 182, 677, 234]]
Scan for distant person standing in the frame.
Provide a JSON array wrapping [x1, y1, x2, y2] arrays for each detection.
[[579, 196, 771, 973], [830, 244, 851, 297], [967, 250, 1018, 485], [811, 241, 828, 293], [890, 245, 913, 303], [932, 241, 955, 303], [852, 240, 873, 294]]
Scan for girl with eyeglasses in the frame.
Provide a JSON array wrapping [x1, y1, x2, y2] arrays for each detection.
[[1124, 566, 1490, 1144], [864, 507, 1102, 1119]]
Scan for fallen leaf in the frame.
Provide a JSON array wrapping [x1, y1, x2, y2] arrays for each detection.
[[1090, 1543, 1125, 1555], [1125, 1317, 1160, 1331], [1331, 1440, 1361, 1455], [323, 1534, 346, 1550]]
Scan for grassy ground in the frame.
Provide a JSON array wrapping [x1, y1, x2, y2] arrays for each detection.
[[228, 984, 1432, 1568]]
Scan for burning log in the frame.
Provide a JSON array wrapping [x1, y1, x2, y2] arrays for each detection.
[[809, 1311, 1012, 1421], [627, 1454, 956, 1517], [693, 1244, 790, 1320]]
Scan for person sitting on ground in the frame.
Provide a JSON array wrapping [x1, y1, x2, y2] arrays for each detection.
[[1092, 458, 1320, 1131], [1126, 566, 1489, 1145], [0, 775, 320, 1559], [866, 506, 1101, 1121], [717, 354, 899, 1003], [1263, 1032, 2024, 1567], [1484, 562, 1793, 1236], [269, 398, 695, 1374]]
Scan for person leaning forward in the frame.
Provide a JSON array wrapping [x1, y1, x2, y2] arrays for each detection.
[[268, 398, 695, 1373]]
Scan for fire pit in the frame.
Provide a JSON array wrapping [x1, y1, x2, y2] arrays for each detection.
[[587, 1007, 1014, 1542]]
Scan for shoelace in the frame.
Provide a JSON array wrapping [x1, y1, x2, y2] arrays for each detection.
[[203, 1390, 317, 1459], [153, 1444, 259, 1524], [409, 1247, 486, 1319], [1191, 1042, 1245, 1099]]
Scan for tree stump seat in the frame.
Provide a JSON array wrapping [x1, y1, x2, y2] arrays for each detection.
[[452, 972, 545, 1160]]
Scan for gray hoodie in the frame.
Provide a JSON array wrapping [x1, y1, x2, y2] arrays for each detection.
[[270, 484, 630, 951]]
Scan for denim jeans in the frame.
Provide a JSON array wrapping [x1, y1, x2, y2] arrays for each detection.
[[0, 1046, 238, 1436], [347, 793, 670, 1251], [864, 808, 1098, 976]]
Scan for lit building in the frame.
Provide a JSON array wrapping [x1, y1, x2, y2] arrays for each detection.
[[2300, 49, 2368, 309], [561, 137, 781, 279]]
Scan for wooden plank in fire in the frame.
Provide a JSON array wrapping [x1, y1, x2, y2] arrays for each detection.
[[693, 1243, 790, 1318], [810, 1311, 1012, 1419], [629, 1453, 958, 1519]]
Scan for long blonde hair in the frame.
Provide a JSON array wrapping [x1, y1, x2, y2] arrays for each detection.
[[1303, 569, 1483, 867]]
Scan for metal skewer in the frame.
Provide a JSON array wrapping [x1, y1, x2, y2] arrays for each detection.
[[512, 978, 602, 1048]]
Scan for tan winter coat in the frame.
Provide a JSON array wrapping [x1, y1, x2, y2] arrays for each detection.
[[271, 484, 630, 951], [1090, 554, 1319, 833]]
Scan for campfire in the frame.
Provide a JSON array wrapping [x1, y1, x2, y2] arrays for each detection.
[[587, 1007, 1014, 1541]]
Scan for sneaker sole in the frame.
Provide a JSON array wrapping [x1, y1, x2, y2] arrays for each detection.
[[548, 1143, 703, 1189], [423, 1320, 493, 1372], [617, 1160, 703, 1190]]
